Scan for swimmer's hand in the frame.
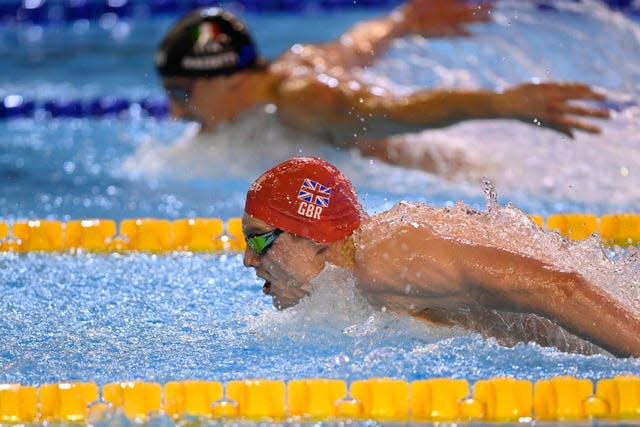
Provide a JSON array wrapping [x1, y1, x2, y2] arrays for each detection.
[[356, 137, 469, 177], [397, 0, 494, 37], [499, 82, 611, 138]]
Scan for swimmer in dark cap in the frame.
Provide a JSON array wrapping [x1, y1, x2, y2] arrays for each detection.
[[155, 0, 610, 173], [242, 156, 640, 358], [155, 7, 264, 80]]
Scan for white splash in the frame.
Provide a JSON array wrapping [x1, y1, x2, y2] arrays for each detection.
[[245, 264, 467, 343], [357, 0, 640, 207], [119, 106, 469, 202], [121, 106, 351, 181], [123, 1, 640, 208]]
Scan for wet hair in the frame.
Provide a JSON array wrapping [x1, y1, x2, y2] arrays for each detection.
[[155, 7, 265, 78]]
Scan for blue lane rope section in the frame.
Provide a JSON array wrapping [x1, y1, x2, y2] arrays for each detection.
[[1, 94, 635, 120], [0, 95, 170, 119], [0, 0, 637, 26]]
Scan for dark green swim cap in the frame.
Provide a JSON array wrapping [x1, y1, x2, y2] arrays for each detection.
[[155, 7, 260, 78]]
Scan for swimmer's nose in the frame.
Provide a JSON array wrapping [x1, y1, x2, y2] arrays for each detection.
[[243, 246, 260, 268]]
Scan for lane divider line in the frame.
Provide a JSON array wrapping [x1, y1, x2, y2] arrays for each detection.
[[1, 213, 639, 252], [1, 376, 639, 423]]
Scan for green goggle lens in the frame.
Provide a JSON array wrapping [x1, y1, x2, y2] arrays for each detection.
[[245, 229, 282, 255]]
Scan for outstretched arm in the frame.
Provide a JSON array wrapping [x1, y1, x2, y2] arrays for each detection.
[[286, 0, 493, 69], [277, 79, 610, 145], [361, 82, 610, 138], [457, 243, 640, 358], [356, 217, 640, 357], [355, 136, 471, 177], [352, 83, 611, 171]]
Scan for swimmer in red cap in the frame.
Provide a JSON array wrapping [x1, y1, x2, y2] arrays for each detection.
[[156, 1, 610, 174], [243, 156, 640, 358]]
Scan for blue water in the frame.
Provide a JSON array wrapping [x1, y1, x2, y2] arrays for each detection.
[[1, 0, 640, 392], [2, 252, 639, 386]]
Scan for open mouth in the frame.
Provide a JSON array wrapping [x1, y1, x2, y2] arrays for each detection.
[[262, 281, 271, 295]]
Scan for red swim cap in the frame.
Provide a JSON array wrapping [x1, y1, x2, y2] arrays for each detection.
[[245, 157, 362, 243]]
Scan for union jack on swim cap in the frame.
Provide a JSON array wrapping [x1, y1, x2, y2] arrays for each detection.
[[245, 157, 362, 243]]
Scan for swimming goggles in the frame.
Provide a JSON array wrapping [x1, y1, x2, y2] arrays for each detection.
[[163, 80, 194, 105], [245, 229, 282, 256]]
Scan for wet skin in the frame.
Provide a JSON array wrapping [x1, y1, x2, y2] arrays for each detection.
[[242, 214, 331, 310], [163, 0, 610, 174], [242, 203, 640, 358]]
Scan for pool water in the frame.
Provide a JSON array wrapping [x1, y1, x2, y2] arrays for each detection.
[[1, 0, 640, 401]]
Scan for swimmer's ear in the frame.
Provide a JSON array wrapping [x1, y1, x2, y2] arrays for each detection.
[[314, 242, 332, 255]]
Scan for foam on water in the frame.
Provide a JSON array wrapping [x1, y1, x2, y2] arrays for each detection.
[[120, 106, 483, 209], [376, 107, 640, 209], [1, 248, 640, 386], [122, 106, 341, 181], [246, 264, 468, 344], [358, 0, 640, 208], [239, 258, 640, 380], [121, 0, 640, 211]]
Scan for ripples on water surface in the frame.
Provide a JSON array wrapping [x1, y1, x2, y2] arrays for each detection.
[[2, 251, 640, 385]]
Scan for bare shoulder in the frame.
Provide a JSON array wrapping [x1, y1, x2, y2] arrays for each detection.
[[352, 201, 481, 312], [274, 42, 327, 69], [270, 67, 368, 132]]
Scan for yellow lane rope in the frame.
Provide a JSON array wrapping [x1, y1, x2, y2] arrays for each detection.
[[0, 213, 639, 252], [1, 376, 639, 423]]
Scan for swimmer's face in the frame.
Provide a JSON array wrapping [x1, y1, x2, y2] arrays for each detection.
[[242, 213, 327, 310], [165, 73, 259, 131], [163, 78, 203, 123]]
